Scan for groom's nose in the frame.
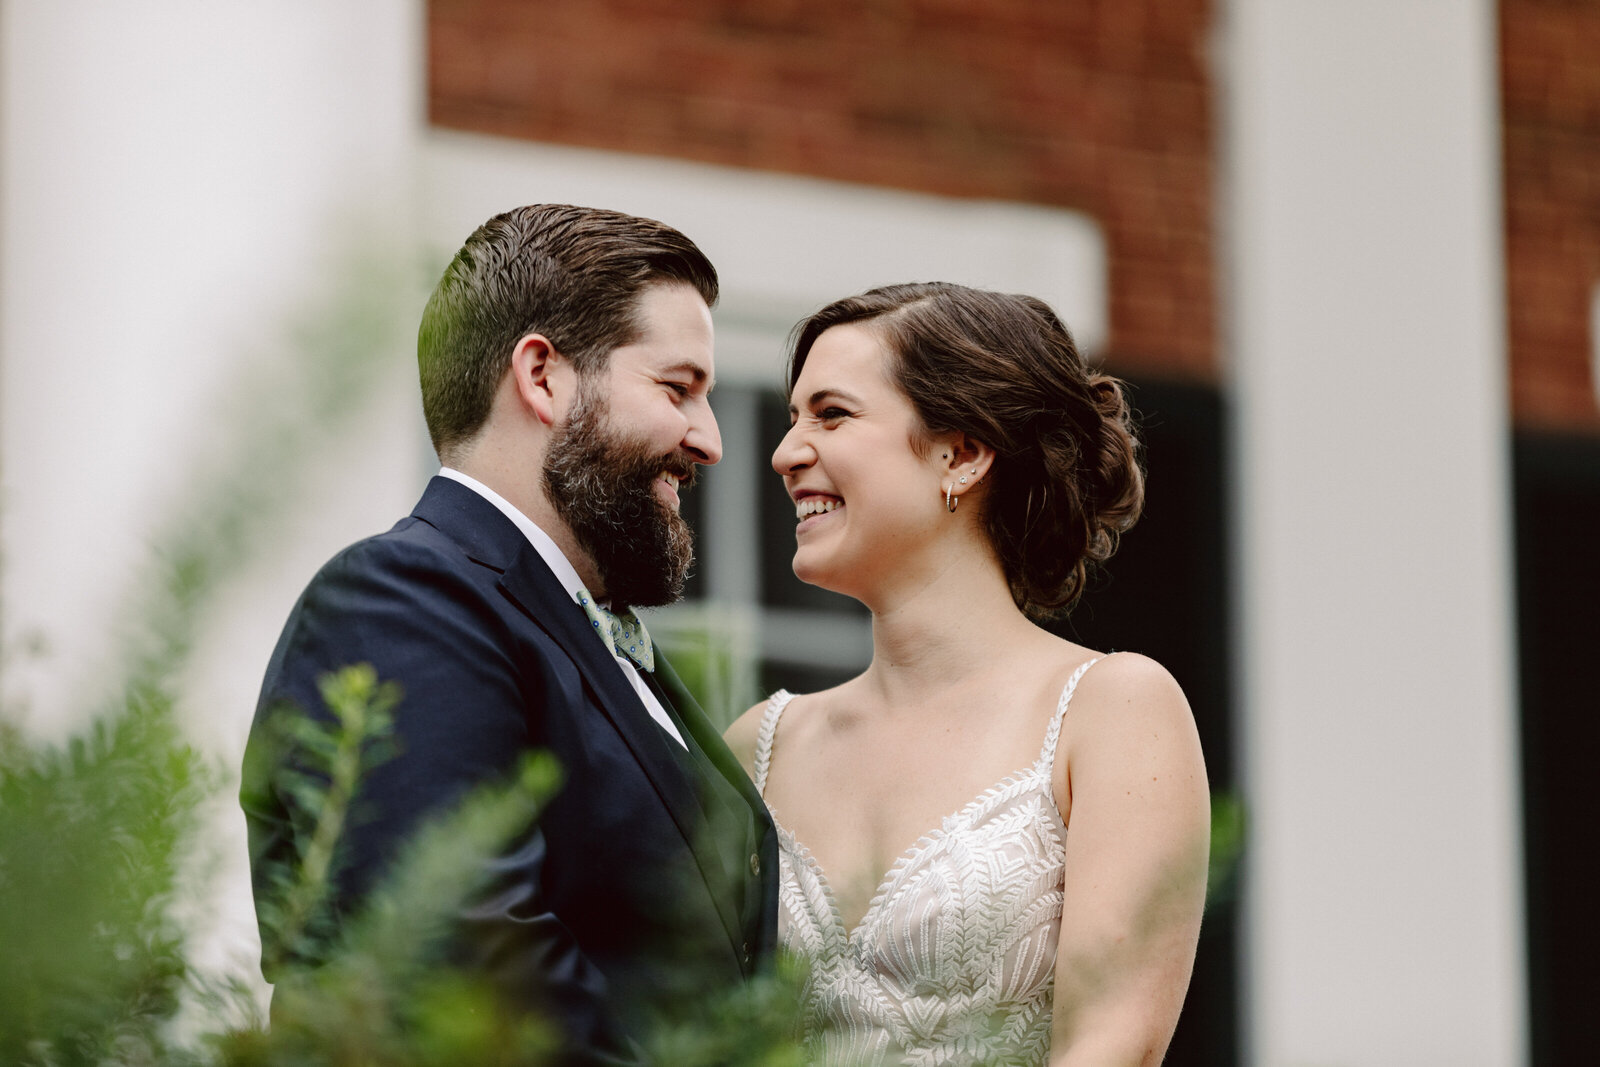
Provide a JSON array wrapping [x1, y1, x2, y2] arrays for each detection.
[[684, 405, 722, 465]]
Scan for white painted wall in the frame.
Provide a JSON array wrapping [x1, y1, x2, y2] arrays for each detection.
[[419, 130, 1109, 381], [1591, 281, 1600, 414], [1222, 2, 1526, 1063], [0, 0, 426, 991], [0, 1, 425, 732]]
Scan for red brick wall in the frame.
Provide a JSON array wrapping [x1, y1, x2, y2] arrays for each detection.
[[428, 0, 1218, 382], [1501, 0, 1600, 432], [428, 2, 1600, 431]]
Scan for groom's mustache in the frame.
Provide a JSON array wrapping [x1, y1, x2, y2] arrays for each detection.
[[655, 451, 699, 493]]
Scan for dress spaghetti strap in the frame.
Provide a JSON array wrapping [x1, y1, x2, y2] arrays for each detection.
[[753, 689, 795, 796], [1037, 656, 1103, 771]]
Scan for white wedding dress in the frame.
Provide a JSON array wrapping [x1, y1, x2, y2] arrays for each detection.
[[754, 659, 1101, 1067]]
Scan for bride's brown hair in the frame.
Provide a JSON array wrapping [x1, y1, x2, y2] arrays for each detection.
[[788, 282, 1144, 619]]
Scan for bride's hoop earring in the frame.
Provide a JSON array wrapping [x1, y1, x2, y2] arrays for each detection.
[[946, 483, 958, 513]]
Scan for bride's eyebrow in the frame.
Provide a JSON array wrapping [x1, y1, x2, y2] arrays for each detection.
[[788, 388, 863, 416]]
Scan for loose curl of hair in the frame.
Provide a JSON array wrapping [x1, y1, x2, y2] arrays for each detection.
[[788, 282, 1144, 620]]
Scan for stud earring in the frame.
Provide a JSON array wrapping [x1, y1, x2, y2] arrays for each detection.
[[959, 476, 968, 484]]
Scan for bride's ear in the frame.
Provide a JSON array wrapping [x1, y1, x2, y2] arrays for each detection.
[[935, 434, 995, 510], [937, 434, 996, 487]]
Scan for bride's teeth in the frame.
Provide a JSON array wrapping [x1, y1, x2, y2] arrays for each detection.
[[794, 498, 841, 519]]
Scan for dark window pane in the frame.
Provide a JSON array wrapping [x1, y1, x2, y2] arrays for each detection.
[[1514, 431, 1600, 1067]]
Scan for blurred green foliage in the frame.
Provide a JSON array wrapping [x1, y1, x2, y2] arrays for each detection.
[[217, 663, 573, 1067], [0, 682, 208, 1065], [0, 649, 804, 1065], [1207, 791, 1246, 912], [651, 605, 762, 731]]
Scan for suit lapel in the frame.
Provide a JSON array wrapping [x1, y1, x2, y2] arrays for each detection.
[[650, 658, 768, 826], [412, 479, 744, 952], [650, 660, 779, 958], [497, 544, 700, 811], [498, 557, 752, 952], [639, 664, 749, 943]]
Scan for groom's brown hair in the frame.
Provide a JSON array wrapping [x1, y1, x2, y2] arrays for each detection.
[[417, 203, 718, 463]]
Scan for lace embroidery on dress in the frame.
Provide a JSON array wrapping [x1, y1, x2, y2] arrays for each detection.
[[755, 658, 1102, 1067]]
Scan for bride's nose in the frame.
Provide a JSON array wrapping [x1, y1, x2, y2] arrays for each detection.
[[771, 422, 813, 475]]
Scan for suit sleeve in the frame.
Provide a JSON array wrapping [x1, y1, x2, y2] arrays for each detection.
[[244, 533, 642, 1065]]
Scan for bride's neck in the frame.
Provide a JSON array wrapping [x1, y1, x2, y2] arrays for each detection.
[[861, 551, 1035, 705]]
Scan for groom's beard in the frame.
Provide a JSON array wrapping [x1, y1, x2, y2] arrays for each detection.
[[543, 389, 697, 612]]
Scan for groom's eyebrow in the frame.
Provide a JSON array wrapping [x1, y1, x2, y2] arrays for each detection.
[[661, 359, 715, 393]]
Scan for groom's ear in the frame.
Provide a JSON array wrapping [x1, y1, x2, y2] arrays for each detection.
[[509, 333, 568, 426]]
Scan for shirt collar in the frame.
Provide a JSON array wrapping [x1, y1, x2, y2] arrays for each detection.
[[437, 466, 588, 601]]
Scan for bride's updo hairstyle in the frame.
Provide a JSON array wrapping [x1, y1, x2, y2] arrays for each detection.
[[788, 281, 1144, 619]]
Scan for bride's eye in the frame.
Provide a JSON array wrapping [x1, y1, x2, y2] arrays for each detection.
[[818, 407, 850, 425]]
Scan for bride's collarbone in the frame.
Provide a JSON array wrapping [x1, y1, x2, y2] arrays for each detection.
[[777, 716, 1056, 851], [769, 658, 1094, 851], [796, 662, 1084, 753]]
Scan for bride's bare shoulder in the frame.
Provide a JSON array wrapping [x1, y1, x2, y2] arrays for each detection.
[[1072, 649, 1187, 708], [723, 686, 818, 769], [1029, 628, 1180, 701], [724, 678, 862, 772], [1057, 649, 1199, 773], [724, 697, 777, 776]]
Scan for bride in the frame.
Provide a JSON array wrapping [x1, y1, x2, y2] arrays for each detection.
[[726, 282, 1210, 1066]]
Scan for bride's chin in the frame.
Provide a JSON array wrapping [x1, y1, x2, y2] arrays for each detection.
[[791, 557, 825, 588], [792, 552, 865, 598], [791, 549, 831, 584]]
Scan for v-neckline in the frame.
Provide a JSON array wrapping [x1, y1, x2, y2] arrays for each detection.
[[758, 663, 1095, 944], [769, 762, 1051, 945]]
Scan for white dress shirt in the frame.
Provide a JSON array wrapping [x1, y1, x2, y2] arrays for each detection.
[[438, 467, 686, 749]]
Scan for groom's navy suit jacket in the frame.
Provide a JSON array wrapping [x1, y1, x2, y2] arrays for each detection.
[[242, 476, 778, 1063]]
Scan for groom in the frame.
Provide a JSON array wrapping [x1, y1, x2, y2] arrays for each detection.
[[242, 204, 777, 1062]]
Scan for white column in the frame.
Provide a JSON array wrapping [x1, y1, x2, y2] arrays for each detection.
[[0, 1, 425, 738], [0, 0, 426, 998], [1591, 282, 1600, 412], [1223, 3, 1525, 1064]]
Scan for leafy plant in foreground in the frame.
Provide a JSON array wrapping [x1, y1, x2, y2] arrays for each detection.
[[0, 681, 209, 1066]]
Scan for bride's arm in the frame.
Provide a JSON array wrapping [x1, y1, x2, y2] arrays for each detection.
[[1048, 653, 1211, 1067]]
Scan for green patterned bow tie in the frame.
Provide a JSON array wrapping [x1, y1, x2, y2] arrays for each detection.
[[575, 589, 655, 672]]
